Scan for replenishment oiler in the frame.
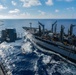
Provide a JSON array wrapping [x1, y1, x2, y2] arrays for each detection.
[[23, 21, 76, 63]]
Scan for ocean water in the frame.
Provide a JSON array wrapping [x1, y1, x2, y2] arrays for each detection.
[[0, 19, 76, 34], [0, 19, 76, 75]]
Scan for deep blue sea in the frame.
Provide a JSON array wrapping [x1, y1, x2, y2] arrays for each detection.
[[1, 19, 76, 34], [0, 19, 76, 75]]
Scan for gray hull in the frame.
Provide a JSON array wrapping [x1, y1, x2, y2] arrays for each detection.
[[26, 33, 76, 63], [31, 36, 76, 63]]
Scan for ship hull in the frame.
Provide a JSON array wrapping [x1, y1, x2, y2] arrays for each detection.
[[26, 33, 76, 63]]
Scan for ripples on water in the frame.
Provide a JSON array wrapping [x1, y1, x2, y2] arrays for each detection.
[[0, 37, 76, 75]]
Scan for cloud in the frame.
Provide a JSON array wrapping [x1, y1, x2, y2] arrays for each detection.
[[66, 7, 74, 10], [57, 0, 73, 2], [20, 12, 30, 16], [9, 9, 20, 14], [11, 1, 17, 6], [55, 9, 59, 12], [0, 12, 76, 19], [0, 5, 7, 10], [38, 10, 46, 15], [20, 0, 41, 7], [0, 12, 31, 19], [45, 0, 53, 6], [65, 0, 73, 2]]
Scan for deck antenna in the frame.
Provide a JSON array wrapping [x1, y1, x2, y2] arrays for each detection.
[[30, 22, 32, 30]]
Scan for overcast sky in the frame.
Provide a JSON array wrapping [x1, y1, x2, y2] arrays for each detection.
[[0, 0, 76, 19]]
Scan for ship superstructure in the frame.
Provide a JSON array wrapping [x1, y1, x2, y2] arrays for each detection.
[[23, 21, 76, 63]]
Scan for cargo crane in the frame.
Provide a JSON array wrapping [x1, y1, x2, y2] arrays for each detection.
[[51, 21, 57, 33], [39, 25, 42, 36], [68, 24, 76, 45], [69, 24, 76, 36], [54, 24, 57, 34], [0, 20, 4, 41], [38, 21, 45, 35], [60, 25, 65, 42]]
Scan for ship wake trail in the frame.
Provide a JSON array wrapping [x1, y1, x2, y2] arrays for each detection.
[[0, 31, 76, 75], [21, 41, 33, 54]]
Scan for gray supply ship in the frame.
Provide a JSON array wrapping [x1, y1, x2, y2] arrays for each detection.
[[23, 21, 76, 63]]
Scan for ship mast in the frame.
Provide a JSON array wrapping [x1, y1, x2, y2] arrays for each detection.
[[30, 22, 32, 30]]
